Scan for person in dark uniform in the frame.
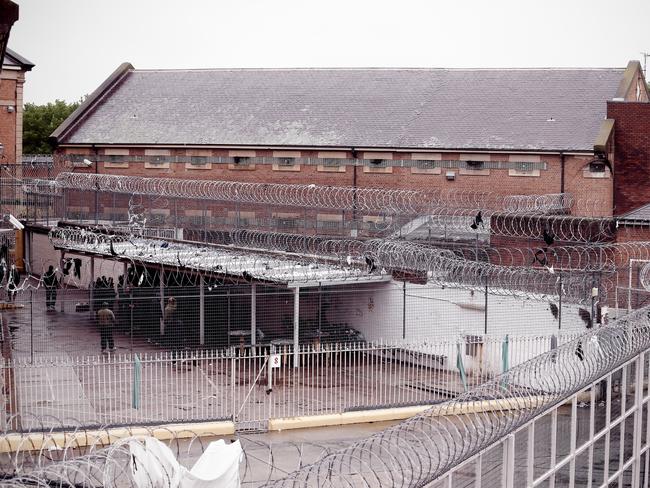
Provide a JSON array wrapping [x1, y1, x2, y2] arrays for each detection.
[[43, 265, 59, 310]]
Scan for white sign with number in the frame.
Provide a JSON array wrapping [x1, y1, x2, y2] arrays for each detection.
[[270, 354, 281, 369]]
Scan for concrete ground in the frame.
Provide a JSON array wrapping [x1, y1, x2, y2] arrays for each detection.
[[1, 288, 468, 431]]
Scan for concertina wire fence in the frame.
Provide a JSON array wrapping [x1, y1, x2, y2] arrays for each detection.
[[24, 172, 615, 242], [1, 304, 648, 487], [48, 226, 605, 303], [262, 304, 650, 487]]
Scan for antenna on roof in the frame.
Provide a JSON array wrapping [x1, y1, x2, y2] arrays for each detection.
[[642, 52, 649, 79]]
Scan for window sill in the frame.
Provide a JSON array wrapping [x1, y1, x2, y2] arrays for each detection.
[[272, 164, 301, 172], [103, 162, 130, 169], [317, 165, 346, 173], [508, 169, 541, 177], [363, 166, 393, 174], [411, 167, 441, 175], [185, 163, 212, 170], [459, 168, 490, 176], [228, 164, 256, 171]]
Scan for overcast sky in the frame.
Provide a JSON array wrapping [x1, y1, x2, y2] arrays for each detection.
[[8, 0, 650, 105]]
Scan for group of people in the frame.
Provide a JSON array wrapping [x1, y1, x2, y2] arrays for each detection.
[[40, 265, 191, 356], [93, 275, 117, 311]]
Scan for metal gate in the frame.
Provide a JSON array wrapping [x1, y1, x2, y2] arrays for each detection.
[[231, 353, 271, 432]]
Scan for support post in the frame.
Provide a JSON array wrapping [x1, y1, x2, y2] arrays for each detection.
[[227, 289, 231, 347], [89, 256, 95, 313], [484, 276, 488, 335], [199, 274, 205, 346], [402, 281, 406, 339], [628, 260, 633, 313], [558, 275, 563, 331], [59, 251, 66, 313], [251, 284, 257, 346], [293, 287, 300, 368], [632, 351, 644, 486], [159, 266, 165, 335]]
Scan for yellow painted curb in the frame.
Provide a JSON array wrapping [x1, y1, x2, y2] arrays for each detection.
[[269, 405, 433, 431], [269, 397, 547, 431], [0, 421, 235, 453]]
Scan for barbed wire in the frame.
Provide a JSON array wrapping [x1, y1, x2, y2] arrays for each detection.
[[46, 227, 604, 303], [0, 419, 333, 487], [47, 227, 385, 287], [23, 173, 615, 241], [230, 228, 644, 273], [3, 307, 647, 488], [262, 304, 650, 487], [27, 172, 594, 215]]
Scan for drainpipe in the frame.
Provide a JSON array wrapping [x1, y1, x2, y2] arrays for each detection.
[[92, 144, 99, 224], [560, 151, 565, 193], [351, 148, 358, 237]]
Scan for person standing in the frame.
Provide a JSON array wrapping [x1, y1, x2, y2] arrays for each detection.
[[97, 301, 116, 353], [43, 265, 58, 311]]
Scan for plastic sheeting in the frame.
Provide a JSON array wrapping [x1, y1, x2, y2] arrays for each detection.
[[128, 437, 242, 488]]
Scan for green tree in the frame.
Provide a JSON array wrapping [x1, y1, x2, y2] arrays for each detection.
[[23, 99, 81, 154]]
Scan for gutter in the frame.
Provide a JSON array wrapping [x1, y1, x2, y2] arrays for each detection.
[[54, 142, 596, 157]]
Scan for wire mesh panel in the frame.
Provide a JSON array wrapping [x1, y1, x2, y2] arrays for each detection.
[[1, 334, 575, 432]]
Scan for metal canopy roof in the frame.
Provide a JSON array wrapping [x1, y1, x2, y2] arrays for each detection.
[[50, 234, 391, 288]]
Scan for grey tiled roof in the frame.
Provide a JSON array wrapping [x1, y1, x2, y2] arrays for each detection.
[[620, 203, 650, 221], [61, 67, 624, 151], [2, 48, 34, 70]]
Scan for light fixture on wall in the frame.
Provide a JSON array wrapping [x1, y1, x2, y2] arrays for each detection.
[[587, 153, 613, 174], [6, 106, 14, 113], [3, 213, 23, 230]]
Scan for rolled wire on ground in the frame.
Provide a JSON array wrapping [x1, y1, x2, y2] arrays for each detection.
[[262, 305, 650, 487]]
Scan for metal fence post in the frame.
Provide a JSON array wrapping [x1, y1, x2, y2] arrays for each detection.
[[503, 434, 515, 488], [231, 355, 236, 423], [29, 290, 33, 363], [632, 351, 644, 487]]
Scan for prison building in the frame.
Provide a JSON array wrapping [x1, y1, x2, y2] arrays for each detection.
[[1, 48, 33, 166], [48, 61, 649, 228]]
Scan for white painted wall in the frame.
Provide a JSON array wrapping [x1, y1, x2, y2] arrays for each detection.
[[325, 281, 585, 343], [29, 230, 591, 374]]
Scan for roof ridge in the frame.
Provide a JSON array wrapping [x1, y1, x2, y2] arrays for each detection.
[[131, 67, 627, 73]]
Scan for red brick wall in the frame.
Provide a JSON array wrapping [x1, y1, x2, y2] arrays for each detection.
[[56, 146, 613, 217], [607, 101, 650, 215], [0, 78, 17, 163]]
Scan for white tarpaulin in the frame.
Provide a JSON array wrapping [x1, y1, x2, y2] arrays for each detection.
[[127, 437, 242, 488]]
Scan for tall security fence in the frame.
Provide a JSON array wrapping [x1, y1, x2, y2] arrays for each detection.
[[1, 334, 577, 432], [2, 308, 649, 487], [263, 305, 650, 487], [1, 283, 592, 360]]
